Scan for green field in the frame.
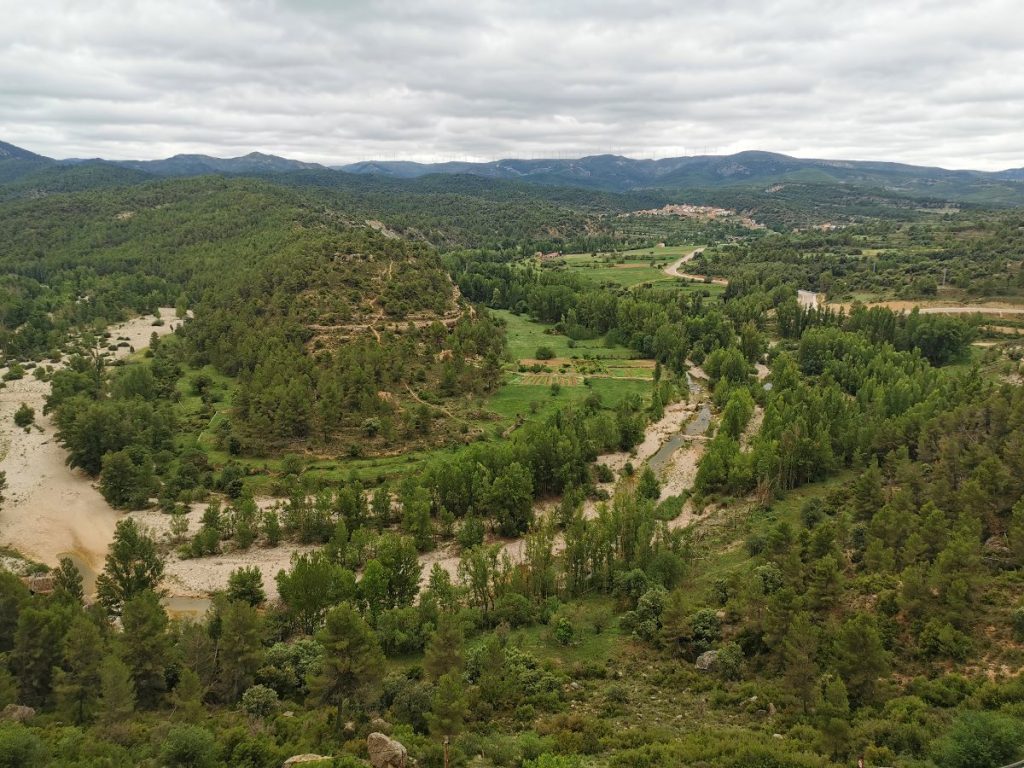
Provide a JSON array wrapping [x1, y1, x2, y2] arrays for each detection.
[[481, 309, 655, 431], [494, 308, 635, 360], [552, 245, 726, 294]]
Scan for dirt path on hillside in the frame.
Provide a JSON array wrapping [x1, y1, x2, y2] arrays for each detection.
[[0, 309, 180, 580], [663, 249, 729, 286]]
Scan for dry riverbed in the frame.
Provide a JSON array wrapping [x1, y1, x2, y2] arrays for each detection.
[[0, 309, 180, 579], [2, 313, 716, 614]]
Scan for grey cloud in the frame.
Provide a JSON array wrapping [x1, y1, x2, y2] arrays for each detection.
[[0, 0, 1021, 169]]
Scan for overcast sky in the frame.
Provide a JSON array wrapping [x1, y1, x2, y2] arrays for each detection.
[[2, 0, 1022, 170]]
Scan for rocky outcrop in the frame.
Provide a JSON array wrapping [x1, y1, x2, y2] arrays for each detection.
[[0, 704, 36, 723], [20, 575, 54, 595], [368, 731, 407, 768], [695, 650, 719, 671]]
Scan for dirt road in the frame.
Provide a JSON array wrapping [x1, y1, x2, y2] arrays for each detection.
[[827, 299, 1024, 316], [663, 249, 729, 286]]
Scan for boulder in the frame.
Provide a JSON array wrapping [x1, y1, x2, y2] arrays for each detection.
[[368, 731, 408, 768], [283, 756, 331, 767], [0, 704, 36, 723], [370, 717, 393, 734], [695, 650, 718, 671]]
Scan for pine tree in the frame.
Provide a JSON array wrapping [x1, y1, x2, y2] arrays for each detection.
[[309, 603, 384, 723], [216, 599, 264, 703], [371, 486, 392, 530], [54, 614, 103, 723], [358, 560, 389, 617], [96, 518, 165, 615], [98, 656, 136, 724], [121, 590, 171, 709], [12, 602, 72, 708], [781, 613, 819, 713], [424, 616, 465, 680], [636, 464, 661, 500], [276, 552, 356, 633], [169, 668, 205, 722], [819, 676, 851, 760], [852, 460, 884, 520], [52, 556, 84, 605], [428, 671, 468, 736], [834, 613, 889, 706]]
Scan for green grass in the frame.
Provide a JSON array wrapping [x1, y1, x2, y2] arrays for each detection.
[[484, 310, 653, 429], [481, 381, 586, 424], [506, 596, 623, 667], [554, 245, 726, 294], [494, 309, 634, 361], [680, 472, 855, 600]]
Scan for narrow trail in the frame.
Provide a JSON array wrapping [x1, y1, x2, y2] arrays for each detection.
[[404, 383, 471, 427]]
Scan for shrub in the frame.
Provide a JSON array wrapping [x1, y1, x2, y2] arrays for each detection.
[[241, 684, 279, 718], [0, 724, 44, 768], [919, 619, 972, 661], [715, 642, 744, 681], [1012, 607, 1024, 641], [13, 403, 33, 428], [535, 346, 556, 360], [931, 711, 1024, 768], [160, 725, 217, 768], [553, 617, 574, 646]]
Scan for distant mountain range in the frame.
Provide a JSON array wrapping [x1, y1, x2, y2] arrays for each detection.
[[339, 152, 1024, 196], [1, 139, 1023, 205]]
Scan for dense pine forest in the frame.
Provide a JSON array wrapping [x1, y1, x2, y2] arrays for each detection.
[[2, 150, 1024, 768]]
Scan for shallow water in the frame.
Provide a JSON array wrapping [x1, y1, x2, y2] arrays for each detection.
[[649, 403, 712, 473], [58, 548, 211, 619]]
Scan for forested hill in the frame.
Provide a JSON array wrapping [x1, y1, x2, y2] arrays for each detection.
[[0, 177, 508, 451]]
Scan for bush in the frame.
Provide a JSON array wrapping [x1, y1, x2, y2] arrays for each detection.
[[931, 711, 1024, 768], [0, 724, 44, 768], [13, 403, 33, 428], [919, 619, 972, 661], [553, 617, 574, 646], [525, 756, 583, 768], [1012, 607, 1024, 641], [2, 365, 24, 381], [241, 684, 279, 718], [160, 725, 218, 768], [495, 592, 535, 628], [715, 642, 744, 681], [535, 346, 556, 360]]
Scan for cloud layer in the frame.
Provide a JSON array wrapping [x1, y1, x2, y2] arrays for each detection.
[[2, 0, 1022, 169]]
